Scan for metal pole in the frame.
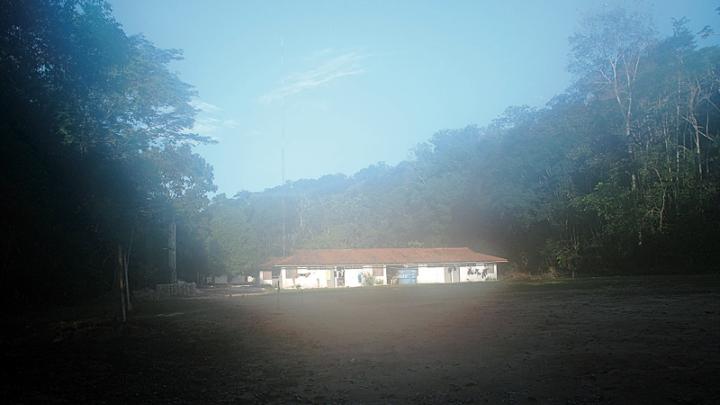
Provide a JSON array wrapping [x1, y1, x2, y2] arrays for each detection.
[[168, 219, 177, 284], [280, 37, 287, 257]]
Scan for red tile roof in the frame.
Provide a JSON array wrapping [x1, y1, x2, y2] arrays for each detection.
[[271, 247, 508, 267]]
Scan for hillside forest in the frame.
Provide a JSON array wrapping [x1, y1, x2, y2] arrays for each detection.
[[2, 1, 719, 306]]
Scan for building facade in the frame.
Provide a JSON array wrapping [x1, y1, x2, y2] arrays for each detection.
[[259, 247, 508, 289]]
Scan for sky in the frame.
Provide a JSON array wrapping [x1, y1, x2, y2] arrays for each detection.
[[110, 0, 718, 194]]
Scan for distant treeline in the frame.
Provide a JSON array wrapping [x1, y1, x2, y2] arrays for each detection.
[[2, 3, 719, 307], [207, 8, 720, 277]]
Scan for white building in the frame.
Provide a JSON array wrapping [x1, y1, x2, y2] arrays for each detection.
[[259, 247, 508, 289]]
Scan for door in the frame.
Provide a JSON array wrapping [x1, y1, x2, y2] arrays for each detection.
[[334, 266, 345, 287], [396, 267, 418, 285]]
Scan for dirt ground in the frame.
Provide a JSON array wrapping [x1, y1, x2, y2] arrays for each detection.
[[3, 276, 719, 404]]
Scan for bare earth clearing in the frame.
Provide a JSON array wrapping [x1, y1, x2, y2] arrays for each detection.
[[3, 276, 719, 404]]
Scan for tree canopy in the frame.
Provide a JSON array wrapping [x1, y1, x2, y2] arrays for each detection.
[[1, 0, 214, 305]]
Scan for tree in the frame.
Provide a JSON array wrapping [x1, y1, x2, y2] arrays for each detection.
[[1, 0, 216, 307], [570, 7, 655, 192]]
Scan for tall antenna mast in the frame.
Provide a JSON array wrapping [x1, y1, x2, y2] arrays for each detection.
[[280, 37, 287, 257]]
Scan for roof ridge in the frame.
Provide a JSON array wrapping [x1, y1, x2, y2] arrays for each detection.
[[293, 246, 472, 250], [270, 247, 507, 267]]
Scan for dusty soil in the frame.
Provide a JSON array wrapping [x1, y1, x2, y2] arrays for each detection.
[[3, 276, 719, 404]]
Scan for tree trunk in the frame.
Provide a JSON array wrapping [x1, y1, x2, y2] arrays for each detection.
[[123, 252, 132, 312], [123, 227, 135, 312], [694, 115, 703, 179], [117, 244, 127, 323]]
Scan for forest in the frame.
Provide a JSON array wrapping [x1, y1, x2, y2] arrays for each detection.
[[206, 9, 720, 279], [2, 1, 719, 307]]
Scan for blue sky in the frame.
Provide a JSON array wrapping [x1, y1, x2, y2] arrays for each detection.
[[110, 0, 718, 194]]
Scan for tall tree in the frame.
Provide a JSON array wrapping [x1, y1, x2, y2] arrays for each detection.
[[1, 0, 215, 306]]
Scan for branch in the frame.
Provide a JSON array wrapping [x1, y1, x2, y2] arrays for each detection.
[[680, 114, 714, 141]]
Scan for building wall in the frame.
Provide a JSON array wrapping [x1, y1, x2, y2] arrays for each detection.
[[276, 265, 387, 288], [416, 263, 501, 284], [280, 267, 332, 289], [456, 263, 497, 282], [273, 262, 495, 288], [345, 267, 372, 287], [487, 263, 498, 280], [365, 265, 387, 285], [417, 266, 445, 284], [344, 266, 387, 287], [379, 265, 388, 285], [432, 263, 499, 284], [258, 271, 273, 286]]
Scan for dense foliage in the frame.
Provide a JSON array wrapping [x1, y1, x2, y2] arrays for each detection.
[[1, 0, 214, 305], [207, 9, 720, 277]]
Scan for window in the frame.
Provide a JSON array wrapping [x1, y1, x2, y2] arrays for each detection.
[[286, 268, 297, 278], [262, 271, 272, 280], [372, 266, 384, 277]]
